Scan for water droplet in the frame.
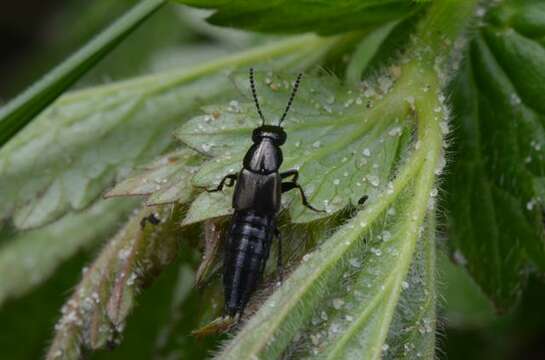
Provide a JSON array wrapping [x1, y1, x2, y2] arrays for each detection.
[[510, 93, 521, 106], [228, 100, 241, 112], [312, 141, 321, 148], [333, 179, 340, 185], [320, 311, 328, 321], [332, 298, 345, 309], [349, 258, 361, 268], [453, 249, 467, 265], [378, 76, 393, 93], [388, 127, 402, 137], [368, 175, 380, 187], [363, 88, 376, 98]]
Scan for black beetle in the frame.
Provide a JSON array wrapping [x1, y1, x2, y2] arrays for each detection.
[[208, 68, 321, 317]]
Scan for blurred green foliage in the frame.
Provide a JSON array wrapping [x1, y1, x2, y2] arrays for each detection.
[[0, 0, 544, 359]]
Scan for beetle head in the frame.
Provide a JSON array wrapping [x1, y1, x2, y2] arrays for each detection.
[[252, 125, 286, 146]]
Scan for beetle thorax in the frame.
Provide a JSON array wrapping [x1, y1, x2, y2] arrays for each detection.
[[243, 137, 283, 174]]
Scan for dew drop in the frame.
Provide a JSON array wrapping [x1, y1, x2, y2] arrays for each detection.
[[321, 311, 328, 321], [368, 175, 380, 187], [228, 100, 241, 112], [509, 93, 521, 106], [349, 258, 362, 268], [201, 143, 213, 152], [388, 127, 402, 137], [332, 298, 345, 310]]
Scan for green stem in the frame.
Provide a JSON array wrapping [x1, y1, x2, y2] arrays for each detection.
[[0, 0, 166, 149]]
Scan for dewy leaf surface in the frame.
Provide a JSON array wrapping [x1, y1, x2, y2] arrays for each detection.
[[105, 148, 204, 206], [212, 56, 446, 359], [176, 0, 424, 35], [177, 70, 411, 224], [0, 35, 333, 229], [446, 0, 545, 310]]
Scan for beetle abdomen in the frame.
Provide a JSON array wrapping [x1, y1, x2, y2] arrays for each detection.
[[224, 210, 276, 316]]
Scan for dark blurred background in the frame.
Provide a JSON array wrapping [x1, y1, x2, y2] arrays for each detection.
[[0, 1, 134, 99], [2, 1, 545, 359]]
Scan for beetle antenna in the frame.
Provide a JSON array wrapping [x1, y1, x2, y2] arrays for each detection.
[[278, 73, 303, 126], [249, 68, 266, 126]]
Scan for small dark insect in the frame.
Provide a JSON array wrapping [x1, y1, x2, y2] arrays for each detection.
[[207, 68, 322, 317], [358, 195, 368, 206], [140, 213, 160, 228]]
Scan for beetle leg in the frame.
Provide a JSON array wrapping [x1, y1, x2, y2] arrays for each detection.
[[207, 173, 237, 192], [281, 181, 324, 213], [275, 227, 283, 283], [280, 169, 299, 182]]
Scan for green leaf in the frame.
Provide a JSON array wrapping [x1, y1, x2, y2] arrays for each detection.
[[177, 70, 411, 224], [176, 0, 423, 35], [440, 253, 496, 329], [46, 204, 186, 359], [105, 148, 205, 206], [0, 198, 138, 308], [186, 56, 447, 359], [0, 35, 334, 230], [0, 0, 166, 148], [446, 0, 545, 310], [345, 21, 400, 86]]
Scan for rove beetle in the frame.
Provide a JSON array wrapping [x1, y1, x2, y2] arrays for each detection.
[[208, 68, 322, 317]]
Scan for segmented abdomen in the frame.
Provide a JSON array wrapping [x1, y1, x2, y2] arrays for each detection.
[[223, 210, 276, 316]]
